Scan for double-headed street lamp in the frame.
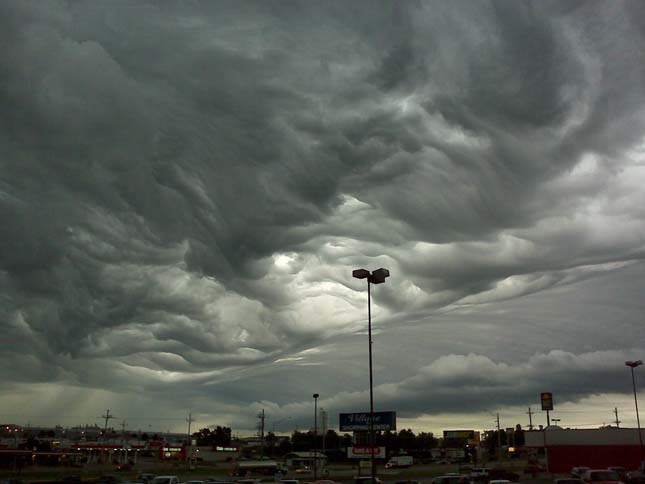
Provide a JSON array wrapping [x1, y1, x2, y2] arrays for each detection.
[[352, 267, 390, 483], [626, 360, 644, 467], [313, 393, 320, 480]]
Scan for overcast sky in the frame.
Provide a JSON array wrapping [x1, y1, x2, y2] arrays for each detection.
[[2, 0, 645, 437]]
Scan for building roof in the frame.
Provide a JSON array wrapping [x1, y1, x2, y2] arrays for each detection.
[[285, 451, 326, 458]]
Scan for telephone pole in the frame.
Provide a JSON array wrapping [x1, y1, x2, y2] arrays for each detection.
[[100, 409, 116, 438], [257, 410, 266, 458], [527, 407, 534, 431], [186, 413, 194, 441], [496, 413, 502, 461], [614, 407, 621, 428]]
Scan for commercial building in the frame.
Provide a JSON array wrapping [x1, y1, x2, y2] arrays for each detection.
[[525, 427, 645, 472]]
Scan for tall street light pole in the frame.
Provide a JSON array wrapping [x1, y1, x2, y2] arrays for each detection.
[[626, 360, 644, 468], [353, 267, 390, 484], [313, 393, 319, 481]]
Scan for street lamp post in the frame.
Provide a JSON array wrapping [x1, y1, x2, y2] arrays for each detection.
[[352, 268, 390, 483], [313, 393, 319, 481], [626, 360, 644, 468]]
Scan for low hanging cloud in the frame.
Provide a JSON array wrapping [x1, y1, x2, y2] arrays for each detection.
[[2, 0, 645, 430]]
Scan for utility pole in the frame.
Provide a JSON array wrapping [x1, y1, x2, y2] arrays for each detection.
[[121, 420, 127, 464], [186, 413, 194, 442], [614, 408, 621, 428], [527, 407, 534, 430], [100, 410, 116, 439], [496, 413, 502, 461], [257, 410, 266, 459], [320, 408, 328, 466]]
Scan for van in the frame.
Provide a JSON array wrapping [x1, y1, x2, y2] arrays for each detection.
[[386, 456, 414, 468]]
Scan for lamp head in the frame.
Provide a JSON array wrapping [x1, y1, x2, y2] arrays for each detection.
[[370, 268, 390, 284], [626, 360, 643, 368], [352, 269, 370, 279], [313, 393, 319, 399]]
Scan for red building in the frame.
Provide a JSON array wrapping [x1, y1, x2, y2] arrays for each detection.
[[526, 427, 645, 472]]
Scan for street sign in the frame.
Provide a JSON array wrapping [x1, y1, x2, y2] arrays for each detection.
[[347, 446, 386, 459], [339, 411, 396, 431], [541, 392, 554, 411]]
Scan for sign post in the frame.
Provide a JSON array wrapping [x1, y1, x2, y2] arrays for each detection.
[[540, 392, 554, 473], [541, 392, 554, 426]]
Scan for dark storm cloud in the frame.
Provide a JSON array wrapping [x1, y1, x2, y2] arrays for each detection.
[[2, 0, 645, 427]]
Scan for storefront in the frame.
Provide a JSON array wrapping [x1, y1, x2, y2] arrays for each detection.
[[526, 427, 645, 472]]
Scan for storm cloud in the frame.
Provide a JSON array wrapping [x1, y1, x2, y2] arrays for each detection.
[[2, 0, 645, 432]]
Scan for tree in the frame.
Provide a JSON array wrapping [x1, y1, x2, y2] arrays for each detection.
[[213, 426, 232, 446], [416, 432, 438, 449], [193, 426, 232, 446], [514, 424, 525, 447], [324, 429, 340, 450]]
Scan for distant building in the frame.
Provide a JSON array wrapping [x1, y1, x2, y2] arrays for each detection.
[[284, 451, 327, 469]]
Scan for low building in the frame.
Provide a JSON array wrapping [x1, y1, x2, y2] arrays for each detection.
[[525, 427, 645, 472], [284, 451, 327, 469]]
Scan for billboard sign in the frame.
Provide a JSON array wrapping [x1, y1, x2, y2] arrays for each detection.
[[339, 411, 396, 431], [347, 446, 386, 459], [541, 392, 554, 411], [443, 430, 475, 440]]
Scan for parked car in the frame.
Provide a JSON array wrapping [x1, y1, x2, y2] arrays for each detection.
[[150, 477, 179, 484], [354, 477, 383, 484], [97, 475, 124, 484], [489, 480, 512, 484], [582, 470, 622, 484], [61, 476, 83, 484], [432, 475, 471, 484], [555, 479, 585, 484], [572, 468, 592, 478], [607, 468, 627, 481], [487, 469, 520, 482], [626, 471, 645, 484], [525, 465, 547, 475], [471, 468, 489, 481], [182, 481, 204, 484], [278, 480, 300, 484], [137, 475, 156, 484]]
